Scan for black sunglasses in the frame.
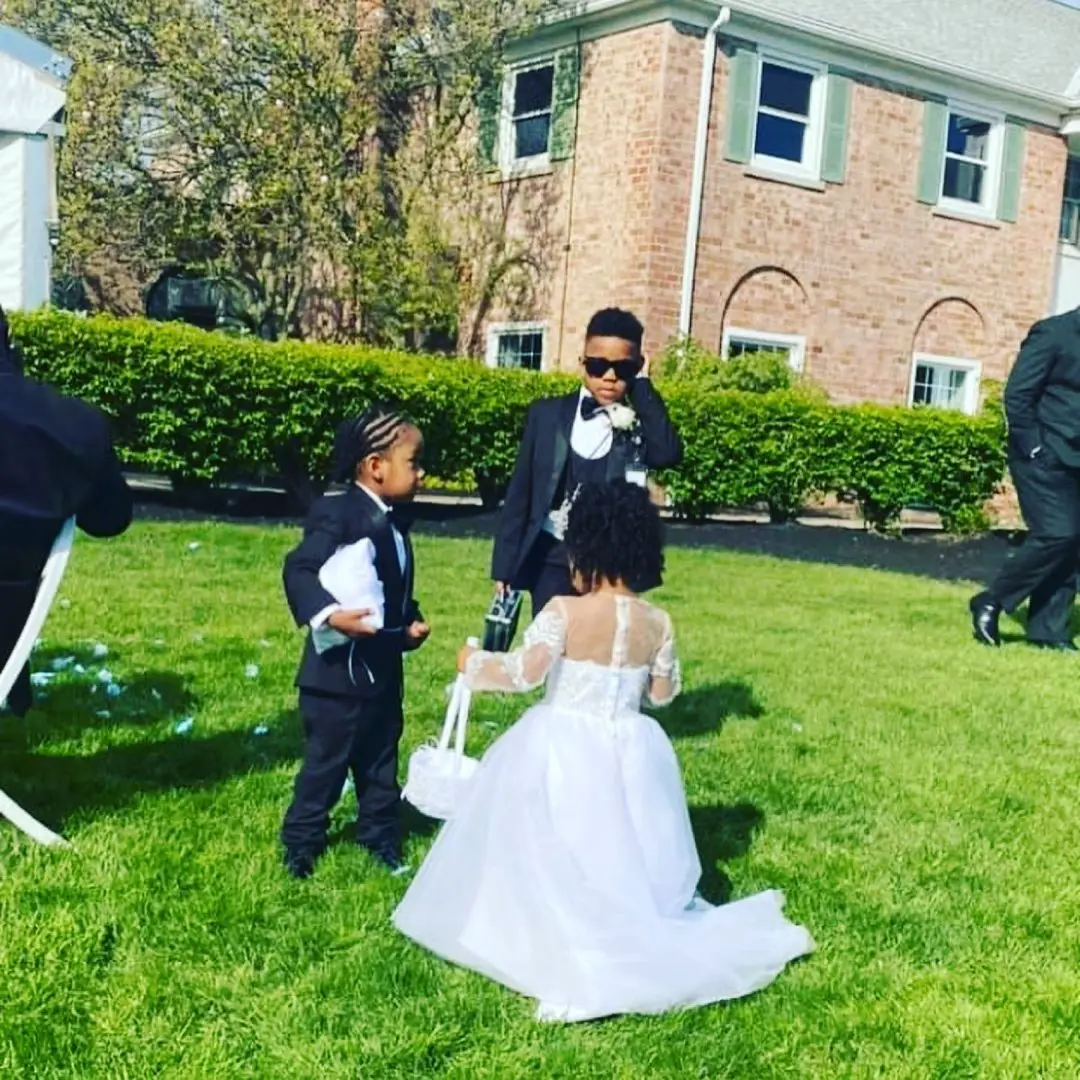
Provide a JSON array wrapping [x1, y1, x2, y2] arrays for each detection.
[[582, 356, 642, 381]]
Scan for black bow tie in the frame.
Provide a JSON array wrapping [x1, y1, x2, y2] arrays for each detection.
[[580, 396, 603, 422]]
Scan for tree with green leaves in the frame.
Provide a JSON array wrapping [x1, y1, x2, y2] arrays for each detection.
[[10, 0, 555, 346]]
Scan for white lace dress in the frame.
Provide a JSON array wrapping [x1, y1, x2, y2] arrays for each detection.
[[392, 594, 813, 1022]]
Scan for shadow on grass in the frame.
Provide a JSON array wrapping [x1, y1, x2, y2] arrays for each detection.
[[690, 802, 765, 904], [0, 693, 300, 832], [661, 680, 764, 738]]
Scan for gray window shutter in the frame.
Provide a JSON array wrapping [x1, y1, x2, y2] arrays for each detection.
[[723, 47, 758, 164], [917, 100, 948, 204], [550, 47, 580, 162], [998, 121, 1025, 223], [821, 74, 852, 184], [476, 76, 501, 169]]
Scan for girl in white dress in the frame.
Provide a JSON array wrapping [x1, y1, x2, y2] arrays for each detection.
[[392, 482, 813, 1022]]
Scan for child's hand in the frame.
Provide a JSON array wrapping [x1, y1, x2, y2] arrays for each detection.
[[328, 609, 378, 637], [405, 621, 430, 645], [457, 643, 477, 673]]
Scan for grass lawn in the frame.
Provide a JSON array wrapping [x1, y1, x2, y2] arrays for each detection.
[[3, 522, 1080, 1078]]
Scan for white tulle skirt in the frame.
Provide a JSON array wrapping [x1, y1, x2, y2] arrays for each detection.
[[392, 701, 814, 1022]]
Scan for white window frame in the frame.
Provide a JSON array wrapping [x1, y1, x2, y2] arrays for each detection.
[[907, 353, 982, 416], [499, 59, 555, 175], [750, 52, 827, 182], [722, 328, 806, 373], [938, 102, 1005, 219], [485, 321, 548, 372]]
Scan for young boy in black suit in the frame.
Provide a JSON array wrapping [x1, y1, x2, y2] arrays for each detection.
[[281, 406, 430, 879]]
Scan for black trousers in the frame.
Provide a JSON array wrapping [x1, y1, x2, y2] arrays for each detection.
[[988, 452, 1080, 643], [281, 687, 403, 854], [519, 532, 576, 617]]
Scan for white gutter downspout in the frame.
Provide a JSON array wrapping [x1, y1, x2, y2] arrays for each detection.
[[678, 6, 730, 339]]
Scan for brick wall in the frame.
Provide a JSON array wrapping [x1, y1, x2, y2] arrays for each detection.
[[489, 21, 1069, 408]]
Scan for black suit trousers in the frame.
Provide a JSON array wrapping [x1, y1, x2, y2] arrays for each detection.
[[281, 686, 403, 853], [989, 452, 1080, 642]]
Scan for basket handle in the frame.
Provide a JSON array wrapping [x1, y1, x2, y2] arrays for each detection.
[[437, 637, 478, 756]]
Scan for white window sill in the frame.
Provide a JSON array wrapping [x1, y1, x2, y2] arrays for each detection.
[[932, 205, 1001, 229], [493, 158, 554, 184], [744, 165, 825, 192]]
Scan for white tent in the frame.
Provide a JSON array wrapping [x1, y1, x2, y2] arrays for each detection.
[[0, 26, 69, 312]]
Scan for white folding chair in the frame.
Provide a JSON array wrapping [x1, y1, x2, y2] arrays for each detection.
[[0, 517, 76, 847]]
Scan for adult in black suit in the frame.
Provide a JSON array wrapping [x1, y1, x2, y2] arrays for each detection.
[[281, 406, 429, 879], [0, 306, 132, 715], [971, 311, 1080, 649], [491, 308, 682, 615]]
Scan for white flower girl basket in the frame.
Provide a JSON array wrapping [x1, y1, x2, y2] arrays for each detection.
[[403, 641, 480, 820]]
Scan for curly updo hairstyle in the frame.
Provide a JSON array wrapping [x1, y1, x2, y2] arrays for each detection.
[[564, 481, 664, 590]]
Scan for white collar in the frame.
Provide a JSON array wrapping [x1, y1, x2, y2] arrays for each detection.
[[355, 482, 390, 515]]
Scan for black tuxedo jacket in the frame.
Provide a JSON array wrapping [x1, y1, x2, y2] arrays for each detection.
[[283, 486, 423, 700], [491, 377, 682, 587], [1004, 310, 1080, 467], [0, 355, 133, 716]]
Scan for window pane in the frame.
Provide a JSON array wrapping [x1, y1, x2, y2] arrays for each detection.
[[496, 331, 543, 371], [1065, 156, 1080, 201], [913, 363, 967, 410], [514, 115, 550, 159], [513, 66, 553, 117], [943, 158, 984, 203], [946, 114, 990, 159], [758, 63, 812, 117], [754, 113, 807, 163], [728, 339, 791, 362]]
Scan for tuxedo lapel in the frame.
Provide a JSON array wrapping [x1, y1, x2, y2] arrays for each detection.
[[348, 490, 406, 621], [548, 393, 578, 502]]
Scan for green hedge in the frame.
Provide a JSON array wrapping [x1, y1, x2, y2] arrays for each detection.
[[9, 312, 1007, 530]]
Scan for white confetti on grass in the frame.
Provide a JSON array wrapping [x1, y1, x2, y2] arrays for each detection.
[[187, 542, 201, 552], [174, 717, 194, 735], [91, 643, 108, 660], [244, 664, 260, 679], [50, 656, 75, 672], [253, 725, 269, 736]]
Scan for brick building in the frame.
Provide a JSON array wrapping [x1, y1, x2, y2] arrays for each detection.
[[479, 0, 1080, 413]]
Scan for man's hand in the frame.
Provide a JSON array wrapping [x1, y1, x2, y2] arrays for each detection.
[[494, 581, 509, 598], [327, 609, 378, 637], [457, 643, 477, 673], [405, 621, 430, 645]]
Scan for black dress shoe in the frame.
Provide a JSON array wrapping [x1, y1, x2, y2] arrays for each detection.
[[969, 593, 1001, 646], [283, 847, 320, 879], [362, 844, 411, 876], [1029, 640, 1079, 652]]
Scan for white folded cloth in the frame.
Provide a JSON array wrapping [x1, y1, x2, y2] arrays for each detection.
[[312, 538, 385, 654]]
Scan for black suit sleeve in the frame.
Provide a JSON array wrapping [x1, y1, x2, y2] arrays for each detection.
[[283, 498, 346, 627], [76, 440, 133, 539], [491, 404, 540, 583], [630, 378, 683, 468], [1004, 320, 1058, 459]]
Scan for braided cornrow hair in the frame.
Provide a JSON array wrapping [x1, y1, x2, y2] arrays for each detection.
[[331, 404, 413, 484]]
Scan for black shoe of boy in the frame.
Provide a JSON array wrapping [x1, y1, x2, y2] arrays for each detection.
[[284, 846, 320, 880], [363, 843, 411, 877]]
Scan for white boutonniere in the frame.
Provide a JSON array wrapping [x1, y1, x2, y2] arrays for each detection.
[[606, 403, 637, 431]]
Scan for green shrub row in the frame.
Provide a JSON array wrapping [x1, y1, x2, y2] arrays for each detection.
[[9, 312, 1007, 530]]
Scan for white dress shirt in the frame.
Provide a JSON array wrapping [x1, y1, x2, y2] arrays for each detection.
[[570, 387, 614, 460], [310, 484, 407, 630]]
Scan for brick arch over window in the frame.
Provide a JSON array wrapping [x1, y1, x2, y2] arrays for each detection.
[[911, 297, 987, 360], [719, 265, 812, 347]]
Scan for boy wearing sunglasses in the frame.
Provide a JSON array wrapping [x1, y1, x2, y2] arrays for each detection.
[[491, 307, 683, 616]]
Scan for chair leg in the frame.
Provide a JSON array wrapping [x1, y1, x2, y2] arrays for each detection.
[[0, 787, 69, 846]]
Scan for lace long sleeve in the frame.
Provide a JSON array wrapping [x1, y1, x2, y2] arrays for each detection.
[[647, 613, 682, 707], [464, 604, 567, 693]]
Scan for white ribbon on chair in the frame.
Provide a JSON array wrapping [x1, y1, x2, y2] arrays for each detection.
[[0, 517, 75, 847]]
